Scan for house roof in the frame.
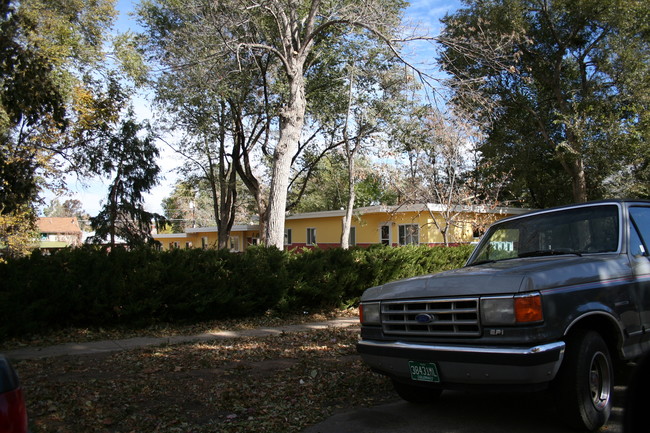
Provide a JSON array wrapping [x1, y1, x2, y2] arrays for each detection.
[[38, 217, 82, 234]]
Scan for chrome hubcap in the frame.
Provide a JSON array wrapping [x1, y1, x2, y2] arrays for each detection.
[[589, 351, 611, 411]]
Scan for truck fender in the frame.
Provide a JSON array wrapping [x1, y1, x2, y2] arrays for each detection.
[[563, 309, 625, 357]]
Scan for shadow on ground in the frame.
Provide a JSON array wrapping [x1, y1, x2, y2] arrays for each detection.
[[304, 364, 633, 433]]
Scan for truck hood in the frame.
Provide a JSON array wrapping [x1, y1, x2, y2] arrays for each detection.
[[361, 254, 631, 301]]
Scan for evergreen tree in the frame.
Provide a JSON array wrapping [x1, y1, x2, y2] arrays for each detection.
[[90, 117, 165, 247]]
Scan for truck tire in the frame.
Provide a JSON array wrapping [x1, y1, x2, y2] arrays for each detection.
[[553, 329, 612, 431], [392, 379, 442, 404]]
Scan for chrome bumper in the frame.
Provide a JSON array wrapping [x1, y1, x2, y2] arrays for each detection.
[[357, 340, 566, 385]]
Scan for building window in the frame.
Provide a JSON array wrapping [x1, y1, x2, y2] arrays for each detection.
[[307, 228, 316, 246], [185, 241, 192, 249], [349, 227, 356, 246], [201, 237, 209, 249], [285, 228, 292, 245], [229, 236, 240, 252], [380, 225, 391, 246], [398, 224, 419, 246]]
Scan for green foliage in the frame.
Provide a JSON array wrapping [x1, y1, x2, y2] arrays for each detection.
[[0, 203, 37, 260], [138, 0, 411, 249], [161, 179, 219, 232], [1, 0, 150, 256], [43, 198, 92, 230], [0, 244, 474, 340], [89, 116, 165, 247], [441, 0, 650, 207], [293, 155, 398, 213], [0, 148, 39, 215]]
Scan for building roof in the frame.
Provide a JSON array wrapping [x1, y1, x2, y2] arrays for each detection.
[[152, 204, 532, 238], [38, 217, 82, 234], [153, 233, 190, 239], [186, 224, 259, 233], [285, 204, 533, 220]]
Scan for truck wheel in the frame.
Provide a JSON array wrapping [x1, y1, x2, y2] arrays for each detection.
[[392, 380, 442, 403], [553, 329, 612, 431]]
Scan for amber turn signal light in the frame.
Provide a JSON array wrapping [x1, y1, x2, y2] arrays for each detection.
[[514, 294, 543, 323]]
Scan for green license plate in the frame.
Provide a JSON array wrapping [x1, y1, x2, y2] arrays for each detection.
[[408, 361, 440, 383]]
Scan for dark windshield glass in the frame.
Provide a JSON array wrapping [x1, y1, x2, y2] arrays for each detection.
[[468, 205, 620, 265]]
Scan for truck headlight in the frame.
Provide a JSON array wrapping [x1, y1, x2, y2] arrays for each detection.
[[481, 296, 516, 325], [360, 302, 381, 325], [481, 293, 543, 325]]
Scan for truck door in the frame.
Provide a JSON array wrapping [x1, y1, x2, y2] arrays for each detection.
[[629, 206, 650, 353]]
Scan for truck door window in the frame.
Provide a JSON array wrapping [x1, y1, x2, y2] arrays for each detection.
[[629, 207, 650, 257]]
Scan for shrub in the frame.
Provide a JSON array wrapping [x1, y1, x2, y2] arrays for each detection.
[[0, 244, 474, 340]]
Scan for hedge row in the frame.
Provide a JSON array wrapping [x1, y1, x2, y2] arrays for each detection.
[[0, 244, 474, 340]]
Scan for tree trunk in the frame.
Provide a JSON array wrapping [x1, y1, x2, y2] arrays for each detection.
[[340, 156, 356, 249], [340, 64, 356, 250], [265, 71, 306, 249], [556, 134, 588, 203], [571, 158, 588, 203], [218, 125, 240, 250], [210, 182, 227, 249]]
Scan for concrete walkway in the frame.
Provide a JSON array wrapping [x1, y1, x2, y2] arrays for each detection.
[[3, 317, 359, 361]]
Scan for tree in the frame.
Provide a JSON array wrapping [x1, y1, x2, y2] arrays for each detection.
[[384, 83, 509, 245], [392, 107, 469, 245], [150, 24, 270, 248], [161, 182, 195, 233], [337, 51, 411, 249], [139, 1, 278, 247], [439, 0, 650, 207], [161, 178, 255, 234], [0, 203, 36, 260], [43, 198, 91, 230], [293, 154, 397, 213], [152, 77, 270, 247], [1, 0, 147, 254], [138, 0, 409, 249], [0, 0, 68, 255], [89, 117, 165, 248], [0, 0, 127, 179]]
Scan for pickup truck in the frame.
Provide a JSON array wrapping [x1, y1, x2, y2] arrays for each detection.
[[357, 200, 650, 431]]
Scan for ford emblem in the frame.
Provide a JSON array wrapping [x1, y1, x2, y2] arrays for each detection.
[[415, 313, 436, 324]]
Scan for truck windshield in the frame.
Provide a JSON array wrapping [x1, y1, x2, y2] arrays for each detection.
[[468, 205, 620, 265]]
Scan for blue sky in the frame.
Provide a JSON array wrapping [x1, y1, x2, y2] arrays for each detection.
[[43, 0, 461, 217]]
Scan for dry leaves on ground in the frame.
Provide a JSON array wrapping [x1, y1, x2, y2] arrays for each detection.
[[1, 309, 359, 351], [15, 326, 396, 433]]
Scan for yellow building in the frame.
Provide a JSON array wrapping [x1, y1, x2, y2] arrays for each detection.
[[154, 224, 260, 252], [153, 204, 530, 251], [284, 204, 529, 249]]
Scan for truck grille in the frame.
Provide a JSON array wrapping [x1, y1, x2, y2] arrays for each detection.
[[381, 298, 481, 337]]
